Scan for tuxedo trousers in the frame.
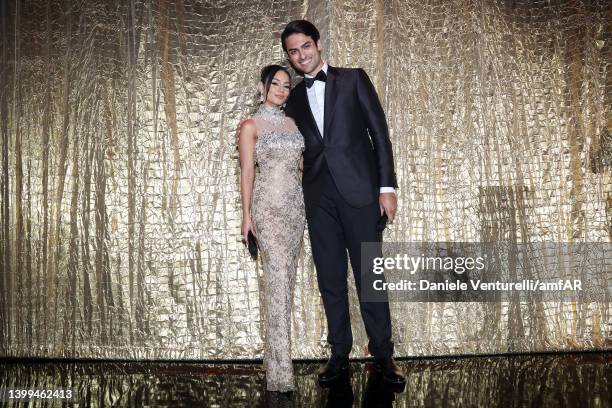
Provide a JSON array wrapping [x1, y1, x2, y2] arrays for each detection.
[[306, 160, 394, 360]]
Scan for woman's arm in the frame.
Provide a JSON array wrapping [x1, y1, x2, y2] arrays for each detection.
[[237, 119, 257, 240], [286, 116, 304, 172]]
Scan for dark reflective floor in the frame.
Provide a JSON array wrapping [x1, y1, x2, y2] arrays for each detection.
[[0, 352, 610, 407]]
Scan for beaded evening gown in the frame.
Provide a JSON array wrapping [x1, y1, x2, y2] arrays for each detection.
[[250, 104, 305, 392]]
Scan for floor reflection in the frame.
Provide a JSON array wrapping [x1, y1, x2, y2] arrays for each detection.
[[0, 352, 609, 407]]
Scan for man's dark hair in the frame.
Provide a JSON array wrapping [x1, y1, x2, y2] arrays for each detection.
[[281, 20, 320, 52]]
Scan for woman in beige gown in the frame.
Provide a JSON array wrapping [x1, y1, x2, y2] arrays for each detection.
[[237, 65, 305, 393]]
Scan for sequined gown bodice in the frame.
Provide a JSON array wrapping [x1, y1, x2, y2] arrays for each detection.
[[252, 106, 304, 209], [250, 104, 305, 392]]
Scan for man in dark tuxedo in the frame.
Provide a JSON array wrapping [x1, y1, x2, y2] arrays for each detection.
[[281, 20, 405, 388]]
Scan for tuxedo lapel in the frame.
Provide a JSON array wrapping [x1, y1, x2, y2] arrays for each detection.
[[296, 82, 323, 143], [323, 66, 340, 139]]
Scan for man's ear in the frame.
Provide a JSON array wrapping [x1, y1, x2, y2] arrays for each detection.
[[316, 40, 322, 52]]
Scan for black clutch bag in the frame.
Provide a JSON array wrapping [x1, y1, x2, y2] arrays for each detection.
[[247, 230, 258, 260], [376, 213, 388, 232]]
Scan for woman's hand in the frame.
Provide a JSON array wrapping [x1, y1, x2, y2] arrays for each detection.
[[241, 216, 254, 242]]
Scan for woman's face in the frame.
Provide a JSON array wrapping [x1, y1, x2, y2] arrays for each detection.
[[264, 70, 291, 106]]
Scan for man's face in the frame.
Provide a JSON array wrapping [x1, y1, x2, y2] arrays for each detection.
[[285, 33, 323, 76]]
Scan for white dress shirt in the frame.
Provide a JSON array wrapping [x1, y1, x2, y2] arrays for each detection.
[[305, 63, 395, 194], [305, 64, 327, 137]]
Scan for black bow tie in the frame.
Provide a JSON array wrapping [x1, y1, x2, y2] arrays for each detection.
[[304, 70, 327, 88]]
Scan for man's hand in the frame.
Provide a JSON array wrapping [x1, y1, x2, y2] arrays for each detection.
[[379, 192, 397, 223]]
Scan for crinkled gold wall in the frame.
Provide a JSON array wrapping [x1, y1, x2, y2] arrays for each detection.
[[0, 0, 610, 359]]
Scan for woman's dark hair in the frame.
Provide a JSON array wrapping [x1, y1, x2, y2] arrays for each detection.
[[281, 20, 320, 52], [260, 65, 290, 102]]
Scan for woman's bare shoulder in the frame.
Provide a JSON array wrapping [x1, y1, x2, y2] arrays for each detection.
[[236, 117, 257, 146], [238, 117, 256, 130]]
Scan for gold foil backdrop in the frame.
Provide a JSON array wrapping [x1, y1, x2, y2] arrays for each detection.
[[0, 0, 610, 359]]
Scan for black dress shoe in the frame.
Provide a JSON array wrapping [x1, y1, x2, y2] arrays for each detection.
[[318, 357, 350, 385], [374, 357, 406, 388]]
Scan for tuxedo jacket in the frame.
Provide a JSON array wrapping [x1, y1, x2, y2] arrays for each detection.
[[285, 66, 397, 218]]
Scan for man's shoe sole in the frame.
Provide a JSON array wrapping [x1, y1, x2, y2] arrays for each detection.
[[384, 379, 407, 393], [373, 363, 406, 389], [381, 374, 406, 385], [317, 366, 349, 386]]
